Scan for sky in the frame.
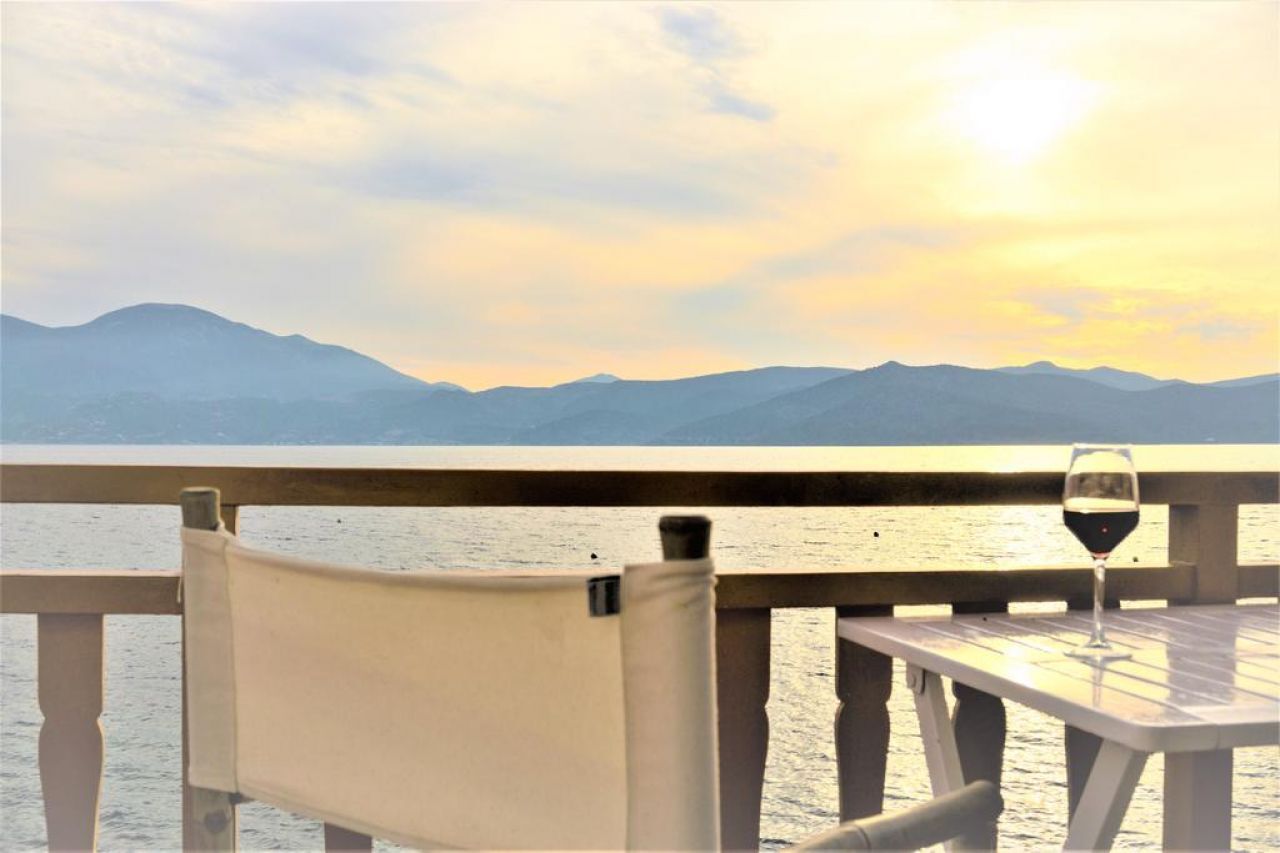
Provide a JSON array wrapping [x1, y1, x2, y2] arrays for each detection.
[[2, 2, 1277, 390]]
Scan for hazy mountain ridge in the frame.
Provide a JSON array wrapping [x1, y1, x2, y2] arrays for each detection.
[[995, 360, 1174, 391], [2, 304, 1276, 444], [2, 304, 453, 403], [658, 363, 1277, 445]]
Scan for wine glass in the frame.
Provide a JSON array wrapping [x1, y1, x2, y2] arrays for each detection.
[[1063, 444, 1139, 660]]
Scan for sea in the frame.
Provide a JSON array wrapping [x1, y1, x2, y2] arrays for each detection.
[[1, 445, 1277, 851]]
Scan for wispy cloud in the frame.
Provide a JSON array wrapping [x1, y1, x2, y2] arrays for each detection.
[[658, 5, 774, 123], [705, 83, 775, 122], [659, 7, 745, 63], [1184, 320, 1259, 342]]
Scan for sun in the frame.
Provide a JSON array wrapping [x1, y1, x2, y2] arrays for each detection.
[[946, 73, 1097, 164]]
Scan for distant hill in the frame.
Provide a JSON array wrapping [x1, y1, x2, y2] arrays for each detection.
[[1208, 373, 1280, 388], [507, 367, 853, 444], [347, 366, 854, 445], [996, 360, 1173, 391], [2, 304, 1276, 444], [1, 304, 449, 402], [658, 362, 1279, 445]]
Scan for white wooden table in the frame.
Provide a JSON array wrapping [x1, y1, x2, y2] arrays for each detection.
[[838, 603, 1279, 850]]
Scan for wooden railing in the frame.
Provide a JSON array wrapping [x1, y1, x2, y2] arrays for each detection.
[[1, 464, 1276, 851]]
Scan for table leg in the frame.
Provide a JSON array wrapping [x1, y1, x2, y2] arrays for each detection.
[[1163, 750, 1232, 850], [1064, 741, 1147, 851], [910, 666, 987, 853], [908, 666, 965, 795]]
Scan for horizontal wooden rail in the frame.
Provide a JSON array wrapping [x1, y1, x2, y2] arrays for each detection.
[[2, 465, 1277, 507], [3, 564, 1276, 615], [1, 571, 185, 615], [718, 564, 1199, 609]]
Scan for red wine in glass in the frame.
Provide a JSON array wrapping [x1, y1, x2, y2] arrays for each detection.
[[1063, 445, 1139, 660], [1063, 508, 1138, 558]]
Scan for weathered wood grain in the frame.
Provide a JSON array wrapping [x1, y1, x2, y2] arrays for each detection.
[[835, 605, 893, 822], [717, 607, 771, 851], [3, 465, 1276, 507], [38, 613, 104, 852], [4, 563, 1276, 615]]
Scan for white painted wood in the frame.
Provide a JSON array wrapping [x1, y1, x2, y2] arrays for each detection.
[[1163, 750, 1233, 850], [907, 667, 970, 853], [909, 667, 965, 796], [840, 604, 1278, 754], [840, 604, 1279, 851], [1062, 740, 1147, 851]]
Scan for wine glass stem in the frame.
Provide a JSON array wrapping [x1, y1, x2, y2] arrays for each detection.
[[1090, 557, 1108, 647]]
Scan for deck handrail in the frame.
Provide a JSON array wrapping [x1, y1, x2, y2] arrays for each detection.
[[2, 463, 1277, 506], [2, 463, 1276, 851], [7, 562, 1280, 615]]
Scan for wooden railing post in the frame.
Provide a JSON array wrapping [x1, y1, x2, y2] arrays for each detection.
[[38, 612, 104, 852], [1164, 503, 1239, 849], [219, 504, 239, 535], [835, 605, 892, 822], [717, 608, 771, 851], [950, 601, 1007, 849], [1169, 503, 1239, 604], [181, 488, 238, 852]]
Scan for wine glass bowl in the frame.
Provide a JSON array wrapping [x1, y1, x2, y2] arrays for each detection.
[[1063, 444, 1139, 661]]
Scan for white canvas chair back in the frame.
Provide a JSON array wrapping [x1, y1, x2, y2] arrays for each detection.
[[182, 523, 719, 850]]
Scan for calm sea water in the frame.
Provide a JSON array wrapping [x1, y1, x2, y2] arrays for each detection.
[[2, 445, 1277, 851]]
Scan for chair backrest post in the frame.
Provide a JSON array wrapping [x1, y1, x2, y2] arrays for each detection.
[[181, 488, 222, 532], [179, 485, 238, 851], [659, 515, 711, 560]]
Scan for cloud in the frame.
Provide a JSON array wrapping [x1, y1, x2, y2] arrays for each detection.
[[1184, 320, 1259, 342], [658, 5, 774, 123], [705, 83, 775, 122], [1021, 290, 1090, 325], [687, 226, 960, 303], [348, 134, 820, 220], [659, 7, 745, 63], [158, 4, 456, 99], [668, 227, 964, 367], [1, 2, 1276, 387], [352, 148, 753, 218]]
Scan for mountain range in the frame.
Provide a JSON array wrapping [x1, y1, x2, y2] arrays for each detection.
[[2, 304, 1276, 445]]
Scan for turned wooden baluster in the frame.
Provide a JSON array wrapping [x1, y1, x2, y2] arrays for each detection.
[[951, 600, 1007, 849], [716, 607, 771, 851], [835, 605, 892, 821], [38, 612, 105, 851]]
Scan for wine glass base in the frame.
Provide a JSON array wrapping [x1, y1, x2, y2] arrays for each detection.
[[1067, 643, 1132, 661]]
